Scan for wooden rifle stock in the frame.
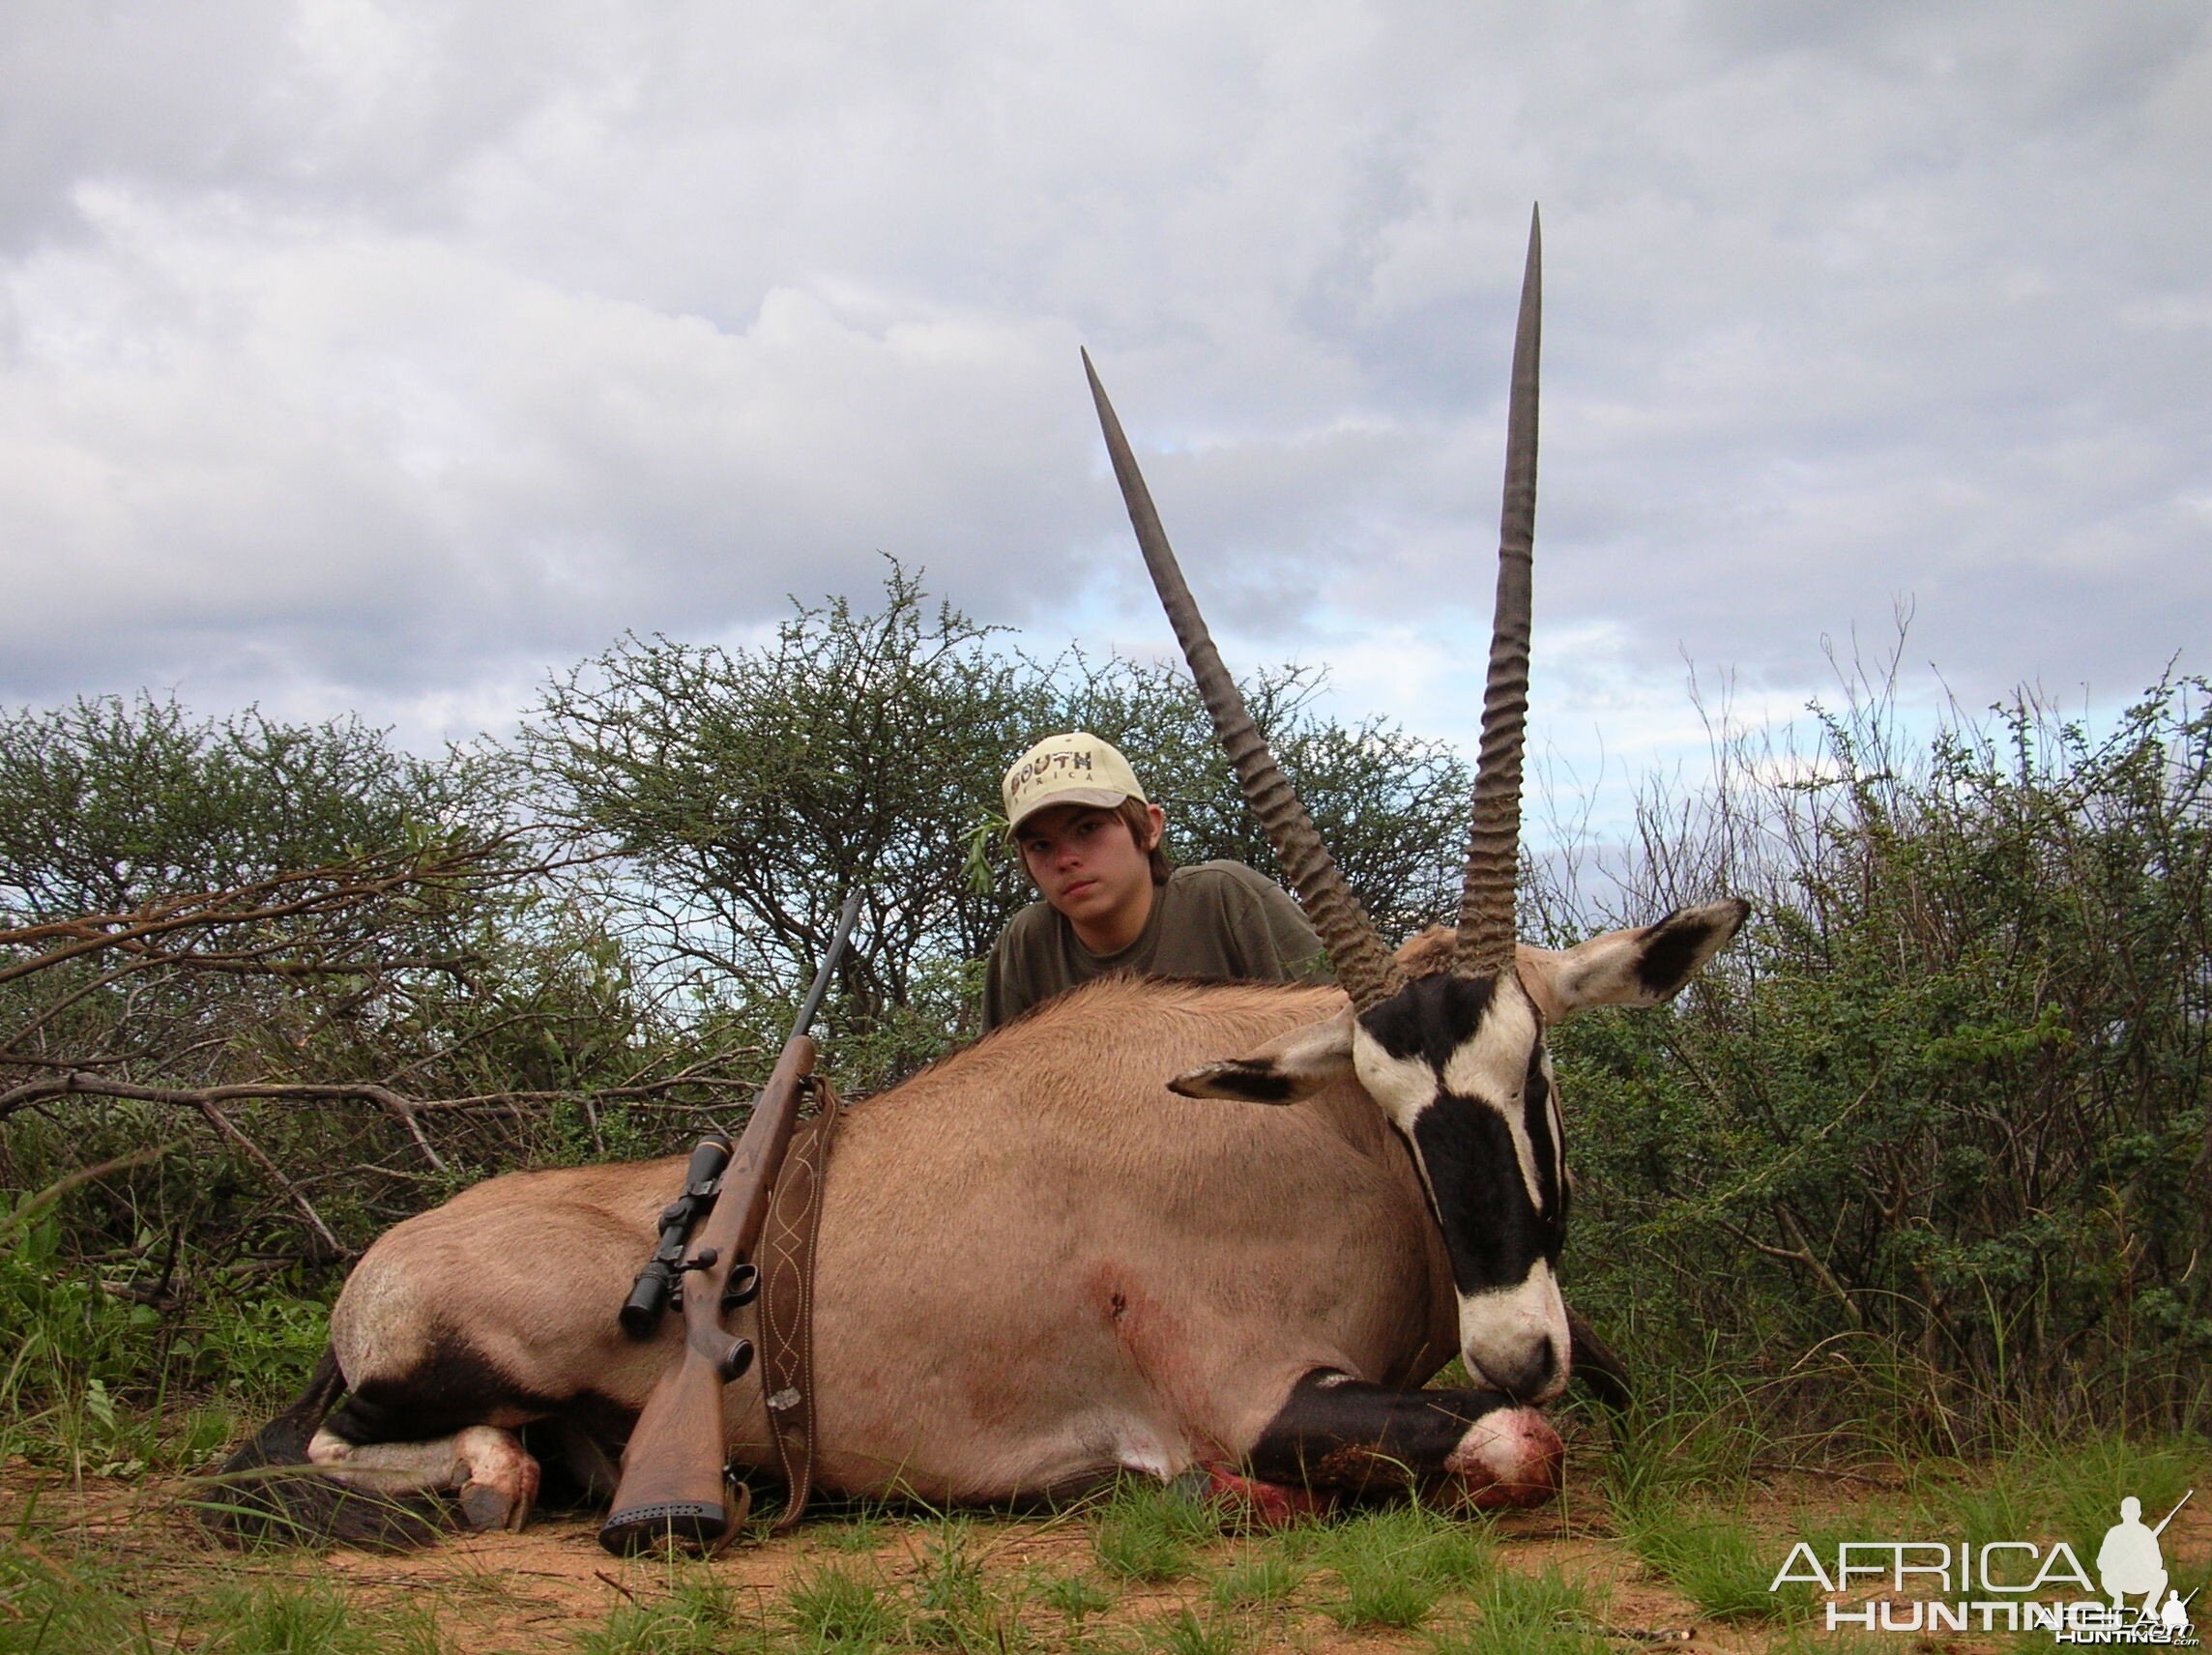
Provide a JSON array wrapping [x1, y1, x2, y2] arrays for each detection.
[[598, 889, 860, 1555], [598, 1033, 816, 1553]]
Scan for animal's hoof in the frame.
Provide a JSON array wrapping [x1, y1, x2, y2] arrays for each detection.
[[458, 1479, 531, 1532], [1440, 1407, 1562, 1509]]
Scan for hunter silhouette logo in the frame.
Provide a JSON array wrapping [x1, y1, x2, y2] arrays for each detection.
[[1769, 1489, 2197, 1642], [2099, 1495, 2195, 1634]]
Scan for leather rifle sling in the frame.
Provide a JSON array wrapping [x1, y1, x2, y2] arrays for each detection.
[[758, 1077, 841, 1531]]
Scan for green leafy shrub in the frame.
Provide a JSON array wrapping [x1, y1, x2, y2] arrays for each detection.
[[1551, 674, 2212, 1442]]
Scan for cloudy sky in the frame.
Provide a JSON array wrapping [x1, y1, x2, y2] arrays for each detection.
[[3, 1, 2207, 814]]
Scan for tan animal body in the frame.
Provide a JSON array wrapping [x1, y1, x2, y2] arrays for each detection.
[[219, 210, 1751, 1539], [223, 908, 1736, 1541]]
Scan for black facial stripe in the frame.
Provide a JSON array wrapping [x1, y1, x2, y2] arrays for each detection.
[[1521, 1047, 1558, 1224], [1361, 973, 1564, 1291], [1359, 973, 1494, 1068], [1410, 1097, 1558, 1294]]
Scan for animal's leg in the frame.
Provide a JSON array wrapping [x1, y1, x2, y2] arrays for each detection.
[[451, 1426, 540, 1530], [538, 1419, 623, 1504], [1198, 1463, 1333, 1526], [306, 1425, 540, 1531], [1244, 1370, 1560, 1509]]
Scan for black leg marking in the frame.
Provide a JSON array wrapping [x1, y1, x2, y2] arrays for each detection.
[[203, 1347, 447, 1551], [1246, 1369, 1519, 1498], [323, 1326, 559, 1446]]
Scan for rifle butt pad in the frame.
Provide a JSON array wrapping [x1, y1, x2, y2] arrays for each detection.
[[597, 1482, 751, 1556]]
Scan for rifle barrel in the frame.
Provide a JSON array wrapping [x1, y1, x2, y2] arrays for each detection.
[[795, 892, 862, 1037], [597, 890, 863, 1555], [2151, 1488, 2193, 1536]]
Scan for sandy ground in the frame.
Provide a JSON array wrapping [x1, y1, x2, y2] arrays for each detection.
[[12, 1448, 2209, 1654]]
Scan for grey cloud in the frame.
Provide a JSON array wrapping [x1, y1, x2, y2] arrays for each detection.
[[1, 0, 2206, 754]]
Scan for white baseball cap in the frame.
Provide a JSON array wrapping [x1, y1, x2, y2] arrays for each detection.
[[1002, 732, 1148, 833]]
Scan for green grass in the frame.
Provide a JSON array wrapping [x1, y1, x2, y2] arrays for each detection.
[[0, 1521, 471, 1655], [1908, 1432, 2203, 1554], [0, 1545, 142, 1655], [1299, 1500, 1495, 1630], [1607, 1426, 2212, 1634], [906, 1515, 1006, 1650], [0, 1194, 330, 1481], [783, 1561, 905, 1653], [1616, 1503, 1815, 1622], [1208, 1553, 1303, 1610], [578, 1570, 763, 1655], [1593, 1357, 1781, 1511], [1142, 1606, 1246, 1655], [1090, 1478, 1224, 1582], [196, 1579, 392, 1655], [817, 1503, 890, 1553], [8, 1354, 2208, 1655], [214, 1583, 452, 1655], [1756, 1630, 1893, 1655], [1431, 1565, 1613, 1655], [1034, 1569, 1113, 1624]]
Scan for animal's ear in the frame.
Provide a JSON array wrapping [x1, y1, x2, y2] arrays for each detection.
[[1519, 898, 1750, 1020], [1169, 1007, 1356, 1104]]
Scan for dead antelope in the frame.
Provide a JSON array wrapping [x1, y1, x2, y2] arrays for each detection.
[[216, 211, 1746, 1541]]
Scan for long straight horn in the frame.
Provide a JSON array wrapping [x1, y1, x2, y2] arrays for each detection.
[[1083, 350, 1407, 1010], [1456, 205, 1541, 977]]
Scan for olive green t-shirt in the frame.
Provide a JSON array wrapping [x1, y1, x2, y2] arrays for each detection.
[[981, 859, 1332, 1031]]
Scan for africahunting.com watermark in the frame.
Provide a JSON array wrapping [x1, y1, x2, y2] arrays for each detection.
[[1770, 1491, 2197, 1642]]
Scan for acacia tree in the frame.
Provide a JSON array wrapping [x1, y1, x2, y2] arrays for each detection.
[[0, 698, 707, 1273], [525, 564, 1477, 1067], [1046, 653, 1472, 944], [524, 566, 1047, 1050], [1546, 676, 2212, 1437], [0, 695, 499, 919]]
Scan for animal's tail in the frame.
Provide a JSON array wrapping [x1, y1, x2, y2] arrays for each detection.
[[193, 1348, 444, 1550]]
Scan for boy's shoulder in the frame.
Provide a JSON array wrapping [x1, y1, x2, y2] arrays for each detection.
[[1168, 859, 1287, 905]]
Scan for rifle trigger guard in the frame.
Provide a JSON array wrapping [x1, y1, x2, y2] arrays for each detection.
[[722, 1261, 760, 1309]]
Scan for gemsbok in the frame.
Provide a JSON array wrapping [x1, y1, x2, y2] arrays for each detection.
[[218, 209, 1747, 1542]]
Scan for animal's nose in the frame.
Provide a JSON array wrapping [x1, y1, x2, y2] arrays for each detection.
[[1475, 1336, 1566, 1406]]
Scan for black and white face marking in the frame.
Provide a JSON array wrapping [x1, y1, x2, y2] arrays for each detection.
[[1350, 970, 1571, 1403]]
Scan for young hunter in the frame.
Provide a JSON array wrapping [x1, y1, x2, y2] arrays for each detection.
[[982, 732, 1331, 1031]]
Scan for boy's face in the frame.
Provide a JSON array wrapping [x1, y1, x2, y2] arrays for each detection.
[[1015, 801, 1162, 943]]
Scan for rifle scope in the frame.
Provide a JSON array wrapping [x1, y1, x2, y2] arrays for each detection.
[[619, 1131, 733, 1336]]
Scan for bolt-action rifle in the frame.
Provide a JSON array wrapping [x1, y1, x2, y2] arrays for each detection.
[[2150, 1490, 2192, 1536], [597, 892, 861, 1555]]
